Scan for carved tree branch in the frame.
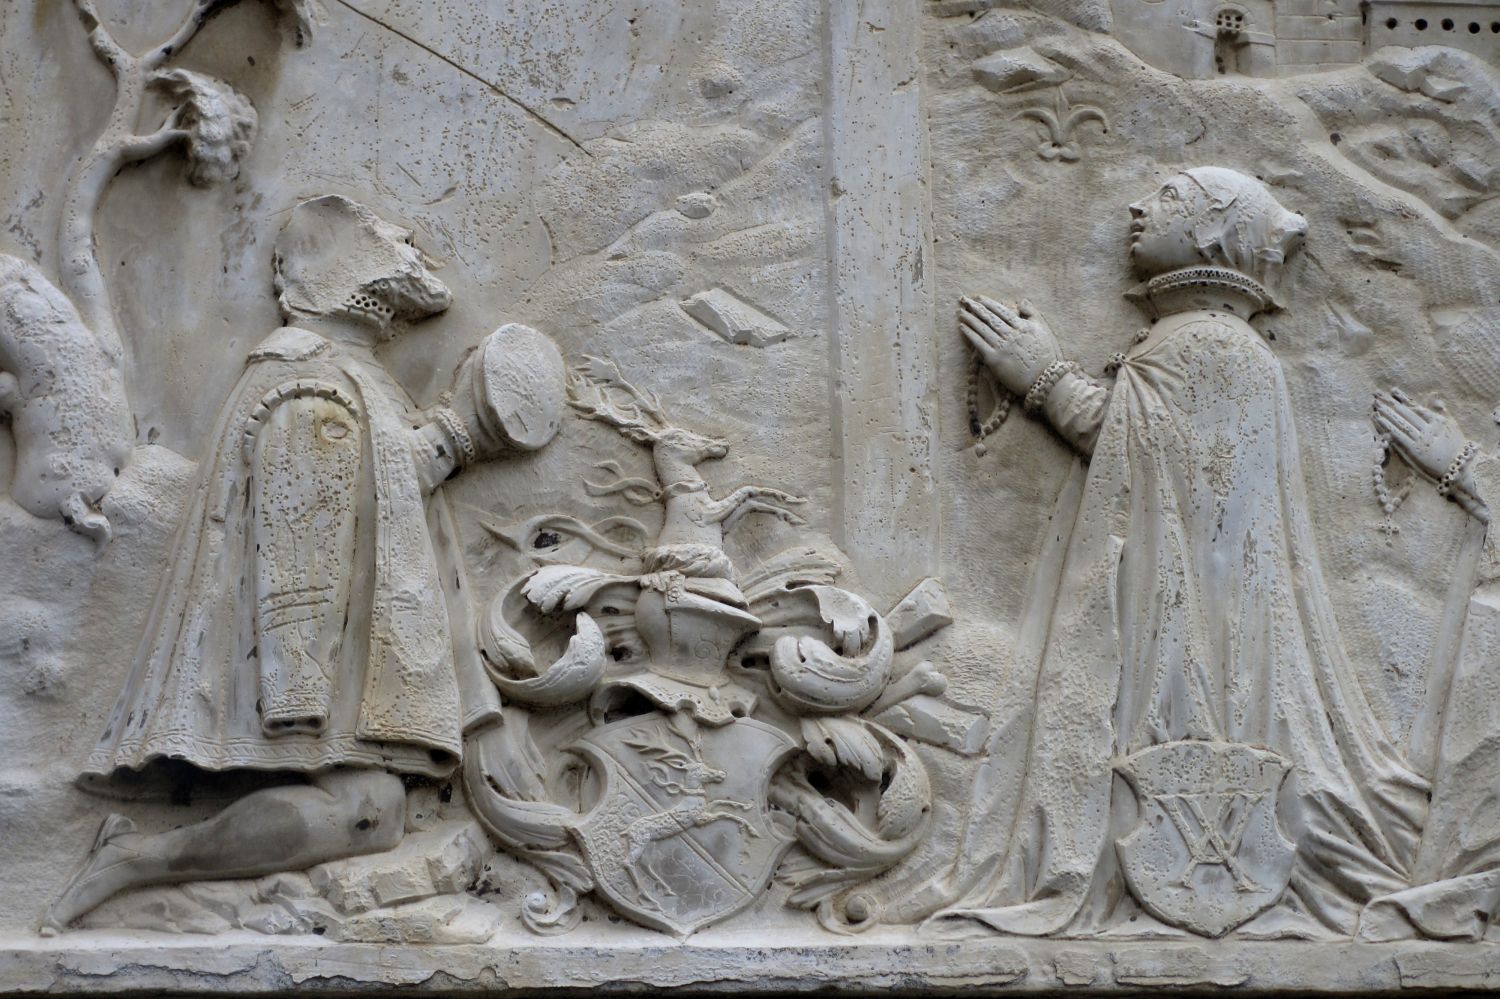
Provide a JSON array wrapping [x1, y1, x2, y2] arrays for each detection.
[[144, 0, 224, 72], [59, 0, 222, 364], [74, 0, 133, 77], [117, 123, 191, 162], [59, 103, 145, 364]]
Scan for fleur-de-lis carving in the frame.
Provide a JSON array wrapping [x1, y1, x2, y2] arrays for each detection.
[[1018, 89, 1109, 163]]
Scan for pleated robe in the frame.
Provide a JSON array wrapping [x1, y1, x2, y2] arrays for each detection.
[[83, 327, 498, 783], [936, 310, 1429, 936]]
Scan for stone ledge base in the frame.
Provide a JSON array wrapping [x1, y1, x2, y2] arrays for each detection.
[[4, 930, 1500, 995]]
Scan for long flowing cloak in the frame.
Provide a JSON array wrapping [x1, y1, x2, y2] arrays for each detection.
[[1361, 453, 1500, 941], [83, 328, 496, 782], [929, 313, 1429, 935]]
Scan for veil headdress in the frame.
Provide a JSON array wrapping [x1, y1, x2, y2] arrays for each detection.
[[1177, 166, 1307, 308]]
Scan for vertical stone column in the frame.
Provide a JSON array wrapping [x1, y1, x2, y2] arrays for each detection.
[[821, 0, 939, 602]]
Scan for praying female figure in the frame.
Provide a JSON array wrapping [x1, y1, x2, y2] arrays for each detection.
[[1364, 391, 1500, 941], [900, 168, 1428, 937]]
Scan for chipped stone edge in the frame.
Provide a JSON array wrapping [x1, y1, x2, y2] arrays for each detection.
[[4, 934, 1500, 994]]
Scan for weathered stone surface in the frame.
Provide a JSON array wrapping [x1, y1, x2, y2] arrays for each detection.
[[680, 287, 792, 347], [887, 577, 955, 650], [76, 875, 501, 946], [75, 824, 498, 944], [9, 936, 1500, 994], [309, 820, 491, 915], [872, 693, 986, 755], [7, 0, 1500, 992], [972, 46, 1070, 93], [323, 894, 502, 945]]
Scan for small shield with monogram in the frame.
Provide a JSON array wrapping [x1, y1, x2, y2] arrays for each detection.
[[1116, 740, 1296, 938]]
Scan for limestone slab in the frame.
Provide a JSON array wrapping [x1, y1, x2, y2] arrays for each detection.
[[5, 0, 1500, 992]]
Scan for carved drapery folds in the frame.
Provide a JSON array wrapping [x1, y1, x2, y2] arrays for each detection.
[[19, 0, 1500, 979]]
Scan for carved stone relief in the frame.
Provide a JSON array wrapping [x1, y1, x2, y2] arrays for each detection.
[[6, 0, 1500, 994]]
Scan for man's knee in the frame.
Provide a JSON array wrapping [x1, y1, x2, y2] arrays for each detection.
[[321, 770, 405, 852]]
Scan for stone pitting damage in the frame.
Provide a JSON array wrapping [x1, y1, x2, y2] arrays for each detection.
[[5, 0, 1500, 993]]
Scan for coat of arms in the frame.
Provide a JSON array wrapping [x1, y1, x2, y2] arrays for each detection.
[[460, 357, 976, 936], [572, 714, 796, 935], [1116, 740, 1296, 937]]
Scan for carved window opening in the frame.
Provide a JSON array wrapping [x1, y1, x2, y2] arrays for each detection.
[[1215, 7, 1247, 35], [1213, 5, 1250, 75]]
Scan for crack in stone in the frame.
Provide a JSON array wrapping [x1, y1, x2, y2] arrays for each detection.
[[327, 0, 593, 158]]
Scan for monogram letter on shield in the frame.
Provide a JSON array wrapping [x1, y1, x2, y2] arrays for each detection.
[[1116, 740, 1296, 937]]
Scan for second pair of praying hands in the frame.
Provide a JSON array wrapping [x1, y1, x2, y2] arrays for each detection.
[[1374, 389, 1489, 523]]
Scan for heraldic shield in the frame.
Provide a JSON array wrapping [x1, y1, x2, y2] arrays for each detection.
[[570, 713, 798, 936], [1115, 740, 1296, 938]]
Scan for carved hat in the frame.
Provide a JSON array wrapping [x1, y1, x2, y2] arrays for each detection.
[[272, 194, 452, 329], [1175, 167, 1307, 305]]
